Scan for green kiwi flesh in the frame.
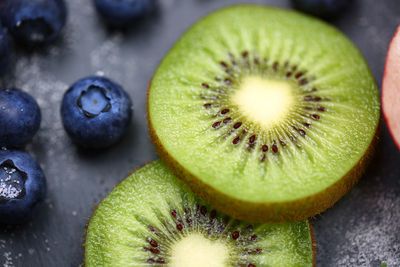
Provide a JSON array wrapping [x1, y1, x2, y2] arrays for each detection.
[[147, 5, 380, 222], [85, 160, 314, 267]]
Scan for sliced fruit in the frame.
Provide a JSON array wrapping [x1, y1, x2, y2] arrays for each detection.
[[382, 25, 400, 150], [85, 160, 314, 267], [148, 5, 380, 222]]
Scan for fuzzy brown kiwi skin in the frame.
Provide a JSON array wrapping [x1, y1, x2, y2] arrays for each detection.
[[309, 221, 317, 267], [147, 81, 380, 223]]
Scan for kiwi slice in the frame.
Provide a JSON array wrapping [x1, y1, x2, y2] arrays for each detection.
[[147, 5, 380, 222], [85, 160, 314, 267]]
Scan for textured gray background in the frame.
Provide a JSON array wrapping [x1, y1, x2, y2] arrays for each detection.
[[0, 0, 399, 266]]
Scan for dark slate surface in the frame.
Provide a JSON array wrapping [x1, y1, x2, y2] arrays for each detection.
[[0, 0, 399, 266]]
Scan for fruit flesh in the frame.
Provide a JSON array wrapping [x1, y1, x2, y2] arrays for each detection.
[[85, 160, 314, 267], [170, 233, 229, 267], [148, 5, 380, 222], [382, 25, 400, 150], [233, 76, 295, 128]]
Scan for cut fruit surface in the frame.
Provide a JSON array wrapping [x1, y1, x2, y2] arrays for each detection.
[[148, 5, 380, 222], [382, 25, 400, 150], [232, 76, 295, 128], [170, 233, 229, 267], [85, 160, 314, 267]]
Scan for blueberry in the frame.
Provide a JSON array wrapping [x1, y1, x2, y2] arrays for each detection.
[[0, 89, 41, 148], [61, 76, 132, 149], [0, 25, 11, 74], [0, 150, 46, 224], [93, 0, 156, 27], [0, 0, 67, 45], [291, 0, 352, 19]]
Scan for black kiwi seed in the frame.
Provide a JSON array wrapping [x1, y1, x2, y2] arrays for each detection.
[[311, 114, 320, 120], [234, 122, 242, 129], [223, 117, 232, 124], [221, 108, 229, 114], [272, 143, 278, 153], [212, 121, 221, 128], [233, 136, 240, 145]]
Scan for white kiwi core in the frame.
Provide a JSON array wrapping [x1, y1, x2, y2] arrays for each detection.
[[233, 76, 295, 128], [169, 233, 230, 267]]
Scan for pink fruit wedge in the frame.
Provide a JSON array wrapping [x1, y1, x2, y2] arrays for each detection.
[[382, 25, 400, 150]]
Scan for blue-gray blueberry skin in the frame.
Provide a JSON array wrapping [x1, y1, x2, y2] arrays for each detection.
[[0, 25, 11, 74], [0, 0, 67, 45], [61, 76, 133, 149], [93, 0, 156, 27], [291, 0, 352, 18], [0, 89, 41, 148], [0, 150, 46, 225]]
